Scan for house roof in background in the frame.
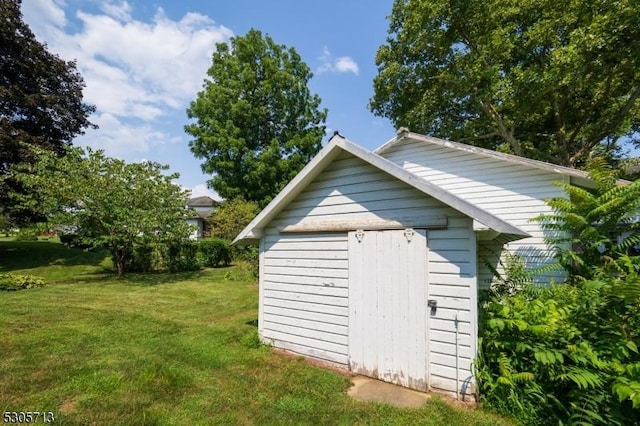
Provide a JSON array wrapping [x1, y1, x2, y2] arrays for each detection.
[[188, 196, 219, 207]]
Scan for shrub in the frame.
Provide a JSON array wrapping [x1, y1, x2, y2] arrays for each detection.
[[0, 274, 46, 291], [208, 198, 259, 240], [198, 238, 232, 267], [166, 240, 200, 273], [476, 256, 640, 425], [476, 161, 640, 424], [59, 233, 96, 250], [232, 245, 259, 278], [13, 228, 39, 241], [535, 158, 640, 281], [127, 242, 156, 273]]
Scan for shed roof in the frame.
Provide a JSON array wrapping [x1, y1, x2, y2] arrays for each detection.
[[233, 133, 530, 245], [376, 129, 600, 187]]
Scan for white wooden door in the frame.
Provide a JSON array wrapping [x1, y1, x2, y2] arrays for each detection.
[[348, 229, 428, 390]]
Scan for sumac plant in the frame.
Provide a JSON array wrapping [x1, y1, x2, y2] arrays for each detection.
[[476, 162, 640, 425]]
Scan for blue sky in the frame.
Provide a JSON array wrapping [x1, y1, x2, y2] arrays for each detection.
[[21, 0, 397, 200]]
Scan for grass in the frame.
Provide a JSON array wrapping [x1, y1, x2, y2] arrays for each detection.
[[0, 240, 513, 425]]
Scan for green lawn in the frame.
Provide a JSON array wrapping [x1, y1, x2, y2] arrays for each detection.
[[0, 240, 513, 425]]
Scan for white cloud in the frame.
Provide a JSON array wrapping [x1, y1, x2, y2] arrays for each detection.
[[100, 1, 133, 22], [21, 0, 67, 40], [189, 184, 221, 201], [76, 113, 179, 157], [334, 57, 359, 75], [317, 46, 359, 76], [20, 0, 233, 157]]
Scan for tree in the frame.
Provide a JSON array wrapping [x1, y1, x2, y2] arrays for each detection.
[[209, 198, 259, 241], [12, 146, 192, 277], [0, 0, 95, 222], [371, 0, 640, 167], [186, 29, 327, 206]]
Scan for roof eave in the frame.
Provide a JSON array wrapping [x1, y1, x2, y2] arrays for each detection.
[[233, 134, 531, 244], [375, 130, 627, 187]]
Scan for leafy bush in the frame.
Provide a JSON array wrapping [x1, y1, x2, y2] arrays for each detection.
[[166, 240, 200, 273], [208, 198, 259, 240], [13, 228, 39, 241], [198, 238, 232, 267], [477, 162, 640, 424], [476, 269, 640, 425], [59, 233, 96, 250], [127, 242, 157, 273], [232, 245, 259, 278], [536, 158, 640, 281], [0, 274, 46, 291]]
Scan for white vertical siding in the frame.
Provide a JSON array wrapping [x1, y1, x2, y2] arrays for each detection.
[[348, 229, 429, 391], [260, 151, 477, 396], [381, 140, 568, 287]]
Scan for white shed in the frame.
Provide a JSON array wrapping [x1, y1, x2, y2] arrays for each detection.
[[233, 129, 593, 398]]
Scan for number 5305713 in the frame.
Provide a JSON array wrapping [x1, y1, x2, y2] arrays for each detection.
[[3, 411, 55, 423]]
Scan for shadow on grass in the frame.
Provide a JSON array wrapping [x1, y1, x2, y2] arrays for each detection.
[[1, 240, 240, 287], [117, 270, 206, 286], [0, 240, 109, 272], [78, 266, 237, 286]]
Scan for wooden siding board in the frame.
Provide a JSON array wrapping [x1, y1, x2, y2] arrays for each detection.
[[265, 313, 347, 344], [281, 197, 444, 219], [263, 273, 347, 288], [264, 266, 348, 279], [264, 298, 348, 317], [266, 339, 348, 366], [265, 250, 348, 260], [298, 176, 414, 200], [288, 187, 430, 210], [263, 281, 348, 298], [262, 329, 348, 358], [265, 290, 348, 307], [262, 324, 347, 348], [265, 258, 349, 269], [263, 305, 348, 326]]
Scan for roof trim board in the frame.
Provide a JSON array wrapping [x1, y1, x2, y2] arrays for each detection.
[[375, 129, 600, 186], [233, 134, 530, 244]]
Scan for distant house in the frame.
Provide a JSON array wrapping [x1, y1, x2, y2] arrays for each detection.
[[187, 196, 219, 240], [233, 129, 610, 399]]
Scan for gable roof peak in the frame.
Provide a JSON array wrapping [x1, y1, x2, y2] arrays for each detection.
[[233, 134, 529, 244]]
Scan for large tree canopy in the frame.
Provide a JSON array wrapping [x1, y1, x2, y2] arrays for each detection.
[[186, 29, 327, 206], [0, 0, 95, 222], [12, 147, 192, 277], [370, 0, 640, 167]]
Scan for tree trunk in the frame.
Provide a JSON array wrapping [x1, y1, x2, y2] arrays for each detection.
[[112, 247, 126, 277], [116, 257, 125, 277]]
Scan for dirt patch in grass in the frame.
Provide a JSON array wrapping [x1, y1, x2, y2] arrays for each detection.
[[59, 398, 78, 414]]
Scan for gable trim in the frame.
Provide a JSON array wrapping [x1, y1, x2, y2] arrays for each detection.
[[233, 134, 530, 244]]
